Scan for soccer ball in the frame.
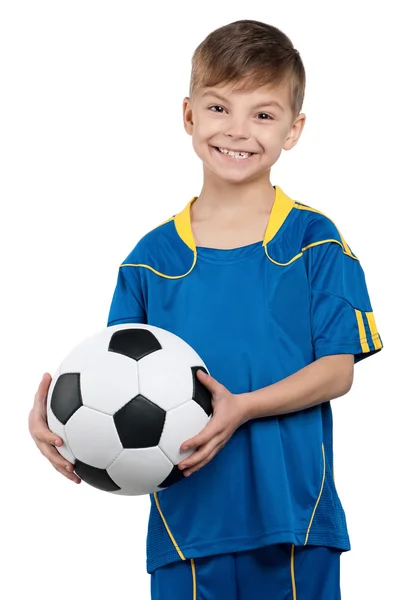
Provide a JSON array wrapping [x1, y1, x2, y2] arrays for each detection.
[[46, 324, 212, 495]]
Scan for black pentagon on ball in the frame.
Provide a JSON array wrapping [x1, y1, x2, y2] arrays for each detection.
[[191, 367, 212, 417], [108, 328, 162, 361], [50, 373, 83, 425], [74, 460, 120, 492], [114, 394, 166, 448], [159, 465, 185, 488]]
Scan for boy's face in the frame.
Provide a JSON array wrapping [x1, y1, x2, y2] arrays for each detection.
[[183, 80, 305, 184]]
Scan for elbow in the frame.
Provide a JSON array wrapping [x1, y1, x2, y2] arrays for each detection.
[[325, 354, 354, 398], [339, 355, 354, 396], [341, 371, 354, 396]]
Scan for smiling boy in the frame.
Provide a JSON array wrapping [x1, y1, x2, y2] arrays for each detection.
[[29, 19, 382, 600]]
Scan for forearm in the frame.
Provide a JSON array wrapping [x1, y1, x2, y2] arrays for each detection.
[[240, 354, 354, 421]]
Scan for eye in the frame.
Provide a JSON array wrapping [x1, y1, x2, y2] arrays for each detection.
[[257, 112, 273, 120], [208, 105, 226, 113]]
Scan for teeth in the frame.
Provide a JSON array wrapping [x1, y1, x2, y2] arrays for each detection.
[[218, 147, 252, 159]]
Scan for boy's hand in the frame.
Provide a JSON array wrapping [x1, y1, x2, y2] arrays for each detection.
[[28, 373, 81, 484], [178, 370, 247, 477]]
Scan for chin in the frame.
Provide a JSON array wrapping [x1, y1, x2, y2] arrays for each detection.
[[212, 170, 260, 186]]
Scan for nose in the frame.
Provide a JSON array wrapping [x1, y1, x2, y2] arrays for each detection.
[[224, 117, 250, 140]]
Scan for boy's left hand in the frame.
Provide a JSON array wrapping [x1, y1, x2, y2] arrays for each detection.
[[178, 370, 247, 477]]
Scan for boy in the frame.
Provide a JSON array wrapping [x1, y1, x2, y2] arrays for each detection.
[[29, 19, 382, 599]]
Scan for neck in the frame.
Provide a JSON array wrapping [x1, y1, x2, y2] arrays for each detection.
[[195, 175, 275, 215]]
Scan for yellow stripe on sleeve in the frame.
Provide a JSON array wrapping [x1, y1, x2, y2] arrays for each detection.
[[355, 310, 370, 353], [365, 312, 383, 350]]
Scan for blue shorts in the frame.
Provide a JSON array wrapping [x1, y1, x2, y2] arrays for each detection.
[[151, 544, 342, 600]]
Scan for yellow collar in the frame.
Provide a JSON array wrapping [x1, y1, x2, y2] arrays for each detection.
[[173, 185, 295, 252]]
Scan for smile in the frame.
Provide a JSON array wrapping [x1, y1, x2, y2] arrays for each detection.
[[213, 146, 255, 160]]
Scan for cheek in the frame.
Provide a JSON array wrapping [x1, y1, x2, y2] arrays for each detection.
[[191, 136, 203, 160], [191, 122, 217, 155], [263, 130, 287, 158], [193, 119, 217, 141], [271, 145, 284, 161]]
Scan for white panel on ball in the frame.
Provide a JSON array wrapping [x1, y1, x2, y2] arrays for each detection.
[[76, 351, 139, 415], [144, 325, 208, 369], [159, 400, 210, 465], [59, 323, 137, 374], [137, 352, 194, 411], [108, 446, 173, 495], [47, 408, 76, 463], [59, 332, 107, 374], [65, 406, 123, 469]]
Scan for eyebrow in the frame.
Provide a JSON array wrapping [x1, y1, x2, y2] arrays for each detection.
[[201, 90, 285, 112]]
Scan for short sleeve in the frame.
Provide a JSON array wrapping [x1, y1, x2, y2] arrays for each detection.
[[304, 241, 383, 363], [107, 265, 147, 326]]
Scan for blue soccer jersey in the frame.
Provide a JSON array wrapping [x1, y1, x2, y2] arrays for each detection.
[[107, 185, 382, 573]]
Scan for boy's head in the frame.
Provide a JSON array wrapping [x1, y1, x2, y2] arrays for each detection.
[[183, 20, 306, 184]]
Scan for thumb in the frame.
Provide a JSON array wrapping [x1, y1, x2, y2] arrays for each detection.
[[35, 373, 52, 409], [196, 369, 223, 395]]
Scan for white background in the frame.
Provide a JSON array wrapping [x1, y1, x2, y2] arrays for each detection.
[[1, 1, 416, 598]]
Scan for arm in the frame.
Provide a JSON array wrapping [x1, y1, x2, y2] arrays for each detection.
[[239, 353, 354, 421], [180, 230, 381, 475], [178, 355, 353, 477]]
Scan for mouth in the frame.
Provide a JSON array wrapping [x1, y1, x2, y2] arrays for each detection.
[[212, 146, 256, 160]]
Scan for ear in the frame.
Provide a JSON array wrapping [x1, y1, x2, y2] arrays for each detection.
[[183, 97, 194, 135], [283, 113, 306, 151]]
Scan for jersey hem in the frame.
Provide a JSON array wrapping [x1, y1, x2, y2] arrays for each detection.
[[108, 316, 143, 326], [146, 527, 350, 573]]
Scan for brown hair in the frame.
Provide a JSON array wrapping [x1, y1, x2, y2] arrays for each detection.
[[189, 20, 306, 121]]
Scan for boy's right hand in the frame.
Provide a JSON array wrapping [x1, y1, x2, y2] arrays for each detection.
[[28, 373, 81, 484]]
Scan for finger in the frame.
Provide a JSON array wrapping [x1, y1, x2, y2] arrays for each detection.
[[38, 440, 73, 472], [32, 422, 63, 447], [30, 410, 63, 447], [180, 436, 221, 470], [184, 445, 221, 477], [34, 373, 52, 410], [196, 370, 223, 394], [180, 420, 219, 452], [53, 463, 82, 484]]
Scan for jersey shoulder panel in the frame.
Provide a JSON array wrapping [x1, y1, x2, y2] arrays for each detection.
[[120, 216, 196, 279], [295, 202, 357, 259], [266, 201, 357, 266]]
